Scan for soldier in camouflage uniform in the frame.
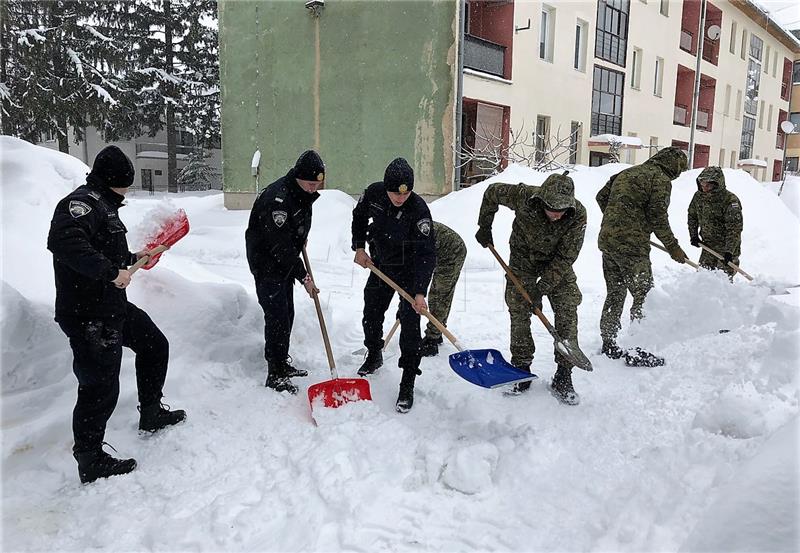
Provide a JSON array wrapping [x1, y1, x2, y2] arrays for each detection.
[[687, 166, 743, 278], [419, 221, 467, 357], [475, 172, 586, 405], [596, 146, 689, 366]]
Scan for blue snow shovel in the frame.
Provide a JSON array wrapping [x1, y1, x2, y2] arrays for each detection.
[[367, 264, 536, 389]]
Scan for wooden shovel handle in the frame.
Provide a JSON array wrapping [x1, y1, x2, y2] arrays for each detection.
[[383, 319, 400, 351], [486, 245, 554, 332], [699, 243, 754, 281], [649, 240, 702, 270], [366, 263, 463, 351], [302, 246, 337, 376], [128, 244, 169, 275]]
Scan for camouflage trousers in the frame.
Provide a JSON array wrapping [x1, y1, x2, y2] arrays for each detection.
[[424, 244, 467, 340], [505, 271, 582, 369], [599, 253, 653, 343], [699, 250, 738, 278]]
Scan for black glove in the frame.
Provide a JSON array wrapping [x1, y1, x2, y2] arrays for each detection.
[[475, 226, 493, 248], [723, 252, 733, 265], [530, 287, 543, 312], [690, 236, 700, 247]]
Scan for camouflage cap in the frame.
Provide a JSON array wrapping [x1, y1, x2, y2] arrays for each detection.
[[649, 146, 688, 179], [537, 172, 576, 211]]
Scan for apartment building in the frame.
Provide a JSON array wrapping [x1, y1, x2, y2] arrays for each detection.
[[461, 0, 800, 182], [785, 55, 800, 175]]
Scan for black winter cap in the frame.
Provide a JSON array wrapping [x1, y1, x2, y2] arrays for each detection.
[[294, 150, 326, 182], [384, 157, 414, 193], [87, 145, 135, 188]]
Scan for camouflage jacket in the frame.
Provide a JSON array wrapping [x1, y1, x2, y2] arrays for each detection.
[[477, 179, 587, 295], [688, 166, 743, 256], [596, 147, 687, 257], [433, 221, 466, 267]]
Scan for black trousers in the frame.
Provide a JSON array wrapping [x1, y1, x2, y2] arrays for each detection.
[[362, 271, 421, 370], [255, 278, 294, 364], [57, 302, 169, 454]]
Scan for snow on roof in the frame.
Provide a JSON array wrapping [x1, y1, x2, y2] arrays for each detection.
[[737, 158, 768, 168], [587, 134, 643, 148]]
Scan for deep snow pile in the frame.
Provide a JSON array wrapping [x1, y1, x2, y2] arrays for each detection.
[[1, 136, 798, 552]]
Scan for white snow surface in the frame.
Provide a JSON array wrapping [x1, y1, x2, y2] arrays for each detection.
[[1, 136, 799, 552]]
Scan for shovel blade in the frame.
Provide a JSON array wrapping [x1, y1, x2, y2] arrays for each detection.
[[449, 349, 538, 389], [142, 209, 190, 270], [553, 337, 594, 372], [308, 377, 372, 409]]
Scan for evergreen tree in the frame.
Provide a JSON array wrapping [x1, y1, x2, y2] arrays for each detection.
[[178, 148, 218, 191]]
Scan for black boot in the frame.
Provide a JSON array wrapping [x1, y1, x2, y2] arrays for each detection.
[[282, 356, 308, 378], [357, 349, 383, 376], [601, 340, 625, 360], [505, 365, 533, 395], [624, 347, 665, 367], [396, 367, 420, 413], [265, 360, 298, 394], [419, 335, 443, 357], [550, 365, 580, 406], [138, 402, 187, 432], [74, 446, 137, 484]]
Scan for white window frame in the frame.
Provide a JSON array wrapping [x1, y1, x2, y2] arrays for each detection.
[[767, 104, 773, 131], [724, 84, 731, 116], [764, 46, 770, 74], [660, 0, 669, 17], [540, 6, 556, 63], [735, 89, 742, 120], [653, 56, 664, 97], [729, 21, 737, 54], [631, 47, 643, 89], [574, 19, 588, 72]]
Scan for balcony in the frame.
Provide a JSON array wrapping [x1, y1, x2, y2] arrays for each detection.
[[464, 34, 506, 78], [674, 104, 688, 126]]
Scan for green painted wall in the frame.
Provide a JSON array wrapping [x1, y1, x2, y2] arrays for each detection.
[[219, 0, 457, 206]]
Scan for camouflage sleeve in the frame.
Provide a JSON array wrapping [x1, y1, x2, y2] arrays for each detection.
[[687, 194, 699, 243], [723, 195, 743, 254], [537, 207, 587, 295], [477, 183, 529, 230], [596, 180, 612, 213], [647, 176, 679, 249]]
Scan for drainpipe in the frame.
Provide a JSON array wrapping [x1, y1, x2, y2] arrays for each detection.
[[454, 0, 465, 191], [779, 80, 793, 195], [688, 0, 706, 167]]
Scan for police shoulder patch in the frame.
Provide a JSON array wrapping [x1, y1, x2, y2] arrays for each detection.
[[730, 202, 740, 209], [69, 200, 92, 218], [417, 218, 432, 236], [272, 210, 288, 227]]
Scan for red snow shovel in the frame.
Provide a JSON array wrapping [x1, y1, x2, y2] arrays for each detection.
[[304, 247, 372, 412], [140, 209, 190, 270]]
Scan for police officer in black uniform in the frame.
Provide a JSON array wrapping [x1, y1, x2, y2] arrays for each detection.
[[47, 145, 186, 484], [352, 157, 436, 413], [246, 150, 324, 394]]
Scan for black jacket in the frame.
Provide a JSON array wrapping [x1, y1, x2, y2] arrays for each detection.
[[47, 183, 137, 319], [351, 182, 436, 296], [246, 170, 319, 282]]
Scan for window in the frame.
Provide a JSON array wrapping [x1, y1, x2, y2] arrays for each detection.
[[749, 34, 763, 61], [740, 116, 755, 159], [591, 65, 625, 135], [535, 115, 551, 162], [540, 6, 555, 62], [653, 56, 664, 96], [649, 136, 658, 157], [740, 29, 748, 60], [719, 148, 726, 167], [767, 104, 773, 131], [595, 0, 630, 67], [631, 47, 642, 89], [724, 85, 731, 116], [773, 55, 778, 78], [569, 121, 582, 164], [625, 132, 638, 163], [574, 20, 588, 71], [659, 0, 669, 16], [729, 21, 737, 54], [744, 59, 761, 116], [764, 46, 770, 73], [735, 90, 742, 120], [154, 169, 163, 176], [793, 60, 800, 85], [789, 112, 800, 132], [730, 150, 737, 168], [787, 157, 798, 172], [758, 100, 765, 129]]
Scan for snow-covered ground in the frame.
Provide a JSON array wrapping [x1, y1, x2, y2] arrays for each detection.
[[2, 136, 798, 552]]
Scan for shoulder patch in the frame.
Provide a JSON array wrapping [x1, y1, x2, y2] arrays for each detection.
[[272, 210, 288, 227], [69, 200, 92, 218], [730, 202, 740, 210], [88, 191, 101, 200], [417, 218, 432, 237]]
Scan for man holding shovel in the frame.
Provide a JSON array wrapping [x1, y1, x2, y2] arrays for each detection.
[[596, 146, 688, 366], [687, 166, 743, 279], [246, 150, 324, 394], [352, 157, 436, 413], [475, 172, 587, 405], [47, 146, 186, 484]]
